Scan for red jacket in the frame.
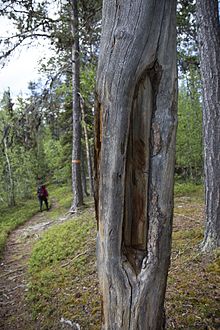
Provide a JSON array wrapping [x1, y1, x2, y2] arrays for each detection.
[[38, 185, 48, 198], [41, 185, 48, 197]]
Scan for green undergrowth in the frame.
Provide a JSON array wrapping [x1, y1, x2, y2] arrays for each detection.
[[27, 207, 100, 329], [0, 199, 38, 258], [0, 184, 72, 258], [174, 181, 204, 200], [166, 243, 220, 329], [20, 181, 219, 329], [45, 184, 73, 219], [166, 184, 220, 329]]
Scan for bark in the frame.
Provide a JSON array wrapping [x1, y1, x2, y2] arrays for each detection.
[[95, 1, 177, 329], [196, 0, 220, 251], [70, 0, 83, 212], [81, 100, 94, 197]]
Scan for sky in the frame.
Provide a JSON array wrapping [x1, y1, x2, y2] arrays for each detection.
[[0, 16, 52, 101], [0, 46, 47, 99]]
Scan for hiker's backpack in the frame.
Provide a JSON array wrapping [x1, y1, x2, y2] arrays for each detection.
[[37, 185, 43, 197]]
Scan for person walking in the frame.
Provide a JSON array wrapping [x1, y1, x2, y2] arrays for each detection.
[[37, 183, 49, 211]]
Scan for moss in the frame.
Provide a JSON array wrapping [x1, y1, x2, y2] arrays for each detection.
[[27, 204, 100, 329], [206, 256, 220, 275]]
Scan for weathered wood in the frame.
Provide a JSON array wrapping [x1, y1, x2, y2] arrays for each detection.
[[196, 0, 220, 251], [95, 1, 177, 329]]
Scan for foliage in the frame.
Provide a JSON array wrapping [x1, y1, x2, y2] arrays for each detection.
[[43, 129, 70, 184], [176, 2, 203, 181], [177, 0, 198, 75], [176, 68, 203, 181], [0, 89, 50, 206]]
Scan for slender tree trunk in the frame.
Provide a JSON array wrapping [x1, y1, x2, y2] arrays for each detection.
[[185, 74, 196, 179], [81, 150, 89, 197], [196, 0, 220, 251], [3, 138, 15, 207], [81, 101, 94, 196], [95, 1, 177, 329], [70, 0, 83, 212]]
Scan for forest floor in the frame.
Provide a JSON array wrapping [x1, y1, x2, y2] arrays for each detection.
[[0, 198, 75, 330], [0, 187, 219, 330]]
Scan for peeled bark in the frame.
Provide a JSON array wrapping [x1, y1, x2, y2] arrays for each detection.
[[196, 0, 220, 251], [95, 1, 177, 329], [70, 0, 83, 212]]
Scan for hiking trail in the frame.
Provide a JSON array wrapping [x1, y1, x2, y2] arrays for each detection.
[[0, 200, 72, 330]]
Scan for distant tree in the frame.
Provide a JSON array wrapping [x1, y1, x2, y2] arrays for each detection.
[[80, 65, 96, 196], [0, 90, 16, 206], [95, 1, 177, 328], [70, 0, 83, 212], [81, 97, 94, 196], [196, 0, 220, 251]]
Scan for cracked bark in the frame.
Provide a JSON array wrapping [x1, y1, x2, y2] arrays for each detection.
[[95, 1, 177, 329]]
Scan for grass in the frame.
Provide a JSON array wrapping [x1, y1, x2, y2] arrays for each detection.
[[27, 200, 100, 329], [0, 199, 38, 258], [166, 185, 220, 329], [2, 181, 220, 329], [166, 243, 220, 329], [174, 181, 204, 199], [0, 184, 72, 258], [44, 184, 72, 217], [26, 181, 219, 329]]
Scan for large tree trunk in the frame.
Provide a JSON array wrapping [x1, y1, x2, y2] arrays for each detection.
[[70, 0, 83, 212], [95, 1, 177, 329], [196, 0, 220, 251]]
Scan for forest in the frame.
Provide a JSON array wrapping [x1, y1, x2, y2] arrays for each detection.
[[0, 0, 219, 329]]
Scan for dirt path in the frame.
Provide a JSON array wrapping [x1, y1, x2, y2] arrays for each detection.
[[0, 202, 71, 330], [0, 196, 219, 329]]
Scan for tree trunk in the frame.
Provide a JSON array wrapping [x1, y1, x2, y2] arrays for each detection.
[[196, 0, 220, 251], [70, 0, 83, 212], [95, 1, 177, 329], [81, 150, 89, 197], [3, 138, 15, 207], [81, 100, 94, 196]]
